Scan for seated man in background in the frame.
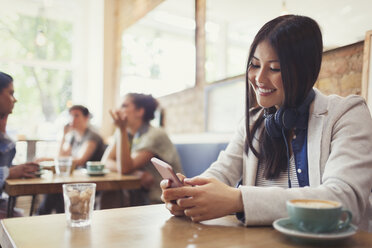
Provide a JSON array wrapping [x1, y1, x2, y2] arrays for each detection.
[[100, 93, 182, 208], [36, 105, 106, 215], [0, 71, 39, 218]]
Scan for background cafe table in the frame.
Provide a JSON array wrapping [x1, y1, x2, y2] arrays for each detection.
[[4, 169, 141, 217], [1, 204, 372, 248]]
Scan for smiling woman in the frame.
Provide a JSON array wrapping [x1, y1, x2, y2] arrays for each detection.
[[248, 41, 284, 109], [160, 15, 372, 232]]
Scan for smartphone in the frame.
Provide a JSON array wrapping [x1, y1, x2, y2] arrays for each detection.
[[151, 157, 183, 188]]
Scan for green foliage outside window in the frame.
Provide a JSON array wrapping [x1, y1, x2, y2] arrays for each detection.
[[0, 13, 73, 138]]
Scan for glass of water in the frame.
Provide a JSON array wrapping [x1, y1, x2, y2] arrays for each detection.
[[55, 157, 73, 176]]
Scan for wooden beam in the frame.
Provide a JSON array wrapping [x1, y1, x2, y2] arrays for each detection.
[[195, 0, 206, 86], [119, 0, 165, 31], [101, 0, 165, 138], [102, 0, 121, 138]]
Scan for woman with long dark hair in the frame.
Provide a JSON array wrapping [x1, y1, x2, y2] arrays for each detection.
[[0, 71, 39, 218], [160, 15, 372, 231]]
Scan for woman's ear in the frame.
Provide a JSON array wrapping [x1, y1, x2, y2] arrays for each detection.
[[83, 115, 90, 123], [136, 107, 145, 120]]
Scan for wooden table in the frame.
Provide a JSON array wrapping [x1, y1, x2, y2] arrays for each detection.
[[5, 170, 141, 217], [0, 204, 371, 248]]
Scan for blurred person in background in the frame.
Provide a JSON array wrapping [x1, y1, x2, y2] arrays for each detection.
[[36, 105, 106, 215], [0, 71, 39, 218], [100, 93, 182, 208]]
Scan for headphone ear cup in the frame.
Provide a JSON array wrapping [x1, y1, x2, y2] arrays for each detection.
[[274, 108, 284, 128], [265, 114, 282, 138], [282, 108, 297, 130], [265, 106, 298, 137]]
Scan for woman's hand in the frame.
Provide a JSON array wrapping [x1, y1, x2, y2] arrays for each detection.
[[160, 173, 187, 216], [164, 177, 244, 222], [63, 123, 72, 135], [8, 162, 40, 179], [109, 109, 127, 130]]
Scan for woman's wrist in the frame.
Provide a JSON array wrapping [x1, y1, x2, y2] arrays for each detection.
[[231, 187, 244, 213], [117, 125, 127, 133]]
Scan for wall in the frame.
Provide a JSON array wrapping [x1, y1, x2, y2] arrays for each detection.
[[315, 41, 364, 97], [159, 41, 365, 134], [159, 86, 205, 134]]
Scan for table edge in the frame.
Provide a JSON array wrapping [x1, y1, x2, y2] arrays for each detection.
[[5, 174, 142, 196], [0, 220, 16, 248]]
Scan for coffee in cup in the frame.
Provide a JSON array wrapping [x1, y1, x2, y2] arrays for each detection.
[[286, 199, 352, 233], [86, 161, 105, 172]]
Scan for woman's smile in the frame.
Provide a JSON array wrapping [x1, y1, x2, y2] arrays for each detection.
[[248, 40, 284, 108], [256, 84, 277, 96]]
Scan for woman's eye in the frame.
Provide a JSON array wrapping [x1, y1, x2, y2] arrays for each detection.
[[250, 63, 260, 68], [270, 68, 281, 72]]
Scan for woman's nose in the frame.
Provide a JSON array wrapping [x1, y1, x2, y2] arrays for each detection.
[[255, 68, 267, 84]]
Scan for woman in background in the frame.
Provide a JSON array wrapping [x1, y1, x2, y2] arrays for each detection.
[[36, 105, 106, 215], [0, 71, 39, 218], [101, 93, 182, 207], [59, 105, 106, 169]]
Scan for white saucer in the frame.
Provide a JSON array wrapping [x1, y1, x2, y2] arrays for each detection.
[[273, 217, 357, 241], [84, 169, 109, 176]]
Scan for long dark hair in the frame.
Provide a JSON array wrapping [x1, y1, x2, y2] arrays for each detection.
[[245, 15, 323, 178], [127, 93, 159, 123], [0, 72, 13, 92]]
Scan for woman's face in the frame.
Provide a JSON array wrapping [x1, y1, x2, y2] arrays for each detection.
[[248, 40, 284, 109], [119, 96, 144, 125], [0, 82, 17, 115], [69, 109, 89, 130]]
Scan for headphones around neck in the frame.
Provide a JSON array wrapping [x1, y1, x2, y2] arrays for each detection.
[[263, 89, 315, 188], [264, 89, 315, 138]]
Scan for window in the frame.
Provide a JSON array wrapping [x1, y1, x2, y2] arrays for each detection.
[[205, 77, 245, 132], [205, 2, 257, 83], [121, 0, 195, 97], [0, 0, 77, 141]]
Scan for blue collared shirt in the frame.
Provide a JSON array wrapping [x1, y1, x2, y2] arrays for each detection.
[[291, 109, 310, 187], [0, 132, 16, 193]]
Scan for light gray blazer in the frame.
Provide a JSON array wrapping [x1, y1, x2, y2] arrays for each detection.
[[202, 88, 372, 231]]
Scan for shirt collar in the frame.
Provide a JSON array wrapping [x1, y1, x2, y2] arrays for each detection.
[[133, 124, 149, 140], [310, 88, 328, 116]]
